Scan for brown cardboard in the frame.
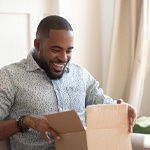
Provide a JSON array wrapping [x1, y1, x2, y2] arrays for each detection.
[[45, 110, 88, 150], [45, 104, 132, 150]]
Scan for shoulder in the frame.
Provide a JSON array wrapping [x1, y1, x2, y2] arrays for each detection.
[[68, 62, 90, 74], [0, 58, 27, 77], [67, 62, 94, 79]]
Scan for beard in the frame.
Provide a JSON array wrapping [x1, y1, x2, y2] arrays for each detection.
[[38, 50, 66, 80]]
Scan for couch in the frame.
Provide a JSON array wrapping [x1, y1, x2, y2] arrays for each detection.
[[131, 133, 150, 150], [0, 133, 150, 150]]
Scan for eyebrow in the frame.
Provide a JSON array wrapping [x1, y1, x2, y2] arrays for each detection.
[[51, 45, 74, 49]]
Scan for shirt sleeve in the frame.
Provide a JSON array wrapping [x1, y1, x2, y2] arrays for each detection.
[[0, 69, 16, 120], [84, 70, 117, 106]]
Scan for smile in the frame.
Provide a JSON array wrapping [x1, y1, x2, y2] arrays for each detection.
[[51, 62, 66, 72], [52, 63, 66, 67]]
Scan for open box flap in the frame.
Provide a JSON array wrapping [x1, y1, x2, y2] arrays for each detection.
[[86, 104, 132, 150], [55, 131, 88, 150], [86, 104, 129, 130], [45, 110, 85, 134]]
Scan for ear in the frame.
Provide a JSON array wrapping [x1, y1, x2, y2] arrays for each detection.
[[34, 39, 40, 51]]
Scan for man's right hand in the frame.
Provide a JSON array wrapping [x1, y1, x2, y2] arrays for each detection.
[[23, 115, 60, 143]]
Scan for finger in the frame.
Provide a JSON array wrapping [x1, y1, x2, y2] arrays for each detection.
[[133, 111, 137, 125], [129, 116, 134, 126], [42, 131, 51, 144], [48, 127, 60, 140], [129, 118, 133, 133], [129, 124, 133, 133], [130, 108, 137, 126], [132, 117, 136, 126], [117, 99, 124, 104], [130, 115, 136, 126]]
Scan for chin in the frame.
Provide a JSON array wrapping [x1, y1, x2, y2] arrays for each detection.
[[46, 71, 64, 80], [43, 65, 65, 79], [51, 75, 63, 80]]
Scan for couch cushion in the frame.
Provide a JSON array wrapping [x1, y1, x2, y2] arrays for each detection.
[[0, 139, 11, 150], [131, 133, 150, 150]]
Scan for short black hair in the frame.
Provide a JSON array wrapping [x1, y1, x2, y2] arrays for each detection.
[[36, 15, 73, 39]]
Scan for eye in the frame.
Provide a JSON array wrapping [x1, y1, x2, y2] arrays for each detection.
[[51, 49, 60, 53], [66, 48, 73, 54], [66, 50, 72, 54]]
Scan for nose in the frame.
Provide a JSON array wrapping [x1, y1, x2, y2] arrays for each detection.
[[58, 51, 68, 62]]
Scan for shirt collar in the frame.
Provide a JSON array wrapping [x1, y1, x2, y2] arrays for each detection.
[[26, 51, 70, 73], [26, 52, 42, 72]]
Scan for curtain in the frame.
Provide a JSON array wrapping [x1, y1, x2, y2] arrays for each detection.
[[106, 0, 150, 114]]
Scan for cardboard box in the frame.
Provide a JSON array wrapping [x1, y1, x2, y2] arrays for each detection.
[[45, 104, 132, 150]]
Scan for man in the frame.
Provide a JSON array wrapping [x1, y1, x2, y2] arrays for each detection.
[[0, 15, 136, 150]]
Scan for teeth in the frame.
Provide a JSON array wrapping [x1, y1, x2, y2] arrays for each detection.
[[53, 63, 65, 67]]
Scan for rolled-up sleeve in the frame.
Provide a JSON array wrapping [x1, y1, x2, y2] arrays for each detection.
[[85, 71, 117, 106], [0, 69, 16, 120]]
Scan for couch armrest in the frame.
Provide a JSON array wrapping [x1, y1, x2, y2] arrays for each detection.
[[0, 139, 11, 150], [131, 133, 150, 150]]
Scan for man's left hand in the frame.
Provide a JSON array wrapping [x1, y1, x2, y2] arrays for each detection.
[[117, 99, 137, 133]]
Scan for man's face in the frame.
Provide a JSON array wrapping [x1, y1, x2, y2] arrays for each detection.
[[35, 30, 74, 79]]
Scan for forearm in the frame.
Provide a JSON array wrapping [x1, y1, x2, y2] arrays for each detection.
[[0, 119, 19, 141], [0, 115, 60, 143], [0, 115, 38, 141]]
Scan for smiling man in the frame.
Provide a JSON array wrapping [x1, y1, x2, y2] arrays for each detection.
[[33, 22, 74, 79], [0, 15, 136, 150]]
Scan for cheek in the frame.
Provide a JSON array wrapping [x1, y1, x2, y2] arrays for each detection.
[[67, 54, 72, 60], [43, 51, 55, 61]]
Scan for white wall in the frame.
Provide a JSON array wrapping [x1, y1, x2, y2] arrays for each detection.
[[0, 13, 29, 68], [0, 0, 51, 68]]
